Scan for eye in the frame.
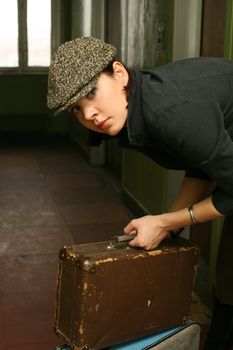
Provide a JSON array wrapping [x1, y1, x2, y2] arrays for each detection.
[[71, 105, 81, 114], [86, 88, 96, 99]]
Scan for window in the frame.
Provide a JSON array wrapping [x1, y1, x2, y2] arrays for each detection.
[[27, 0, 51, 67], [0, 0, 51, 72], [0, 0, 18, 67]]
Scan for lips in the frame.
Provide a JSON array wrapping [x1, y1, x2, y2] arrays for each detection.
[[97, 117, 111, 130]]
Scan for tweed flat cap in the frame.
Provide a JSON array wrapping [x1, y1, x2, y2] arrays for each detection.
[[47, 37, 116, 114]]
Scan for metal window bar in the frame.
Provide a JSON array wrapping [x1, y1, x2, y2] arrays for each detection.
[[18, 0, 28, 72]]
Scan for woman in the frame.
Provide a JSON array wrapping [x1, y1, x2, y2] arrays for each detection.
[[47, 37, 233, 350]]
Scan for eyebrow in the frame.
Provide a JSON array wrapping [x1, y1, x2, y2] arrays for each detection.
[[66, 107, 72, 113]]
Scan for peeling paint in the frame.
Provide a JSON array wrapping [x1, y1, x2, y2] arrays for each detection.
[[95, 304, 99, 312], [83, 282, 88, 291], [79, 322, 84, 335], [147, 299, 151, 307], [180, 247, 193, 252], [68, 251, 77, 259], [95, 257, 116, 265], [132, 253, 146, 259], [148, 250, 162, 256]]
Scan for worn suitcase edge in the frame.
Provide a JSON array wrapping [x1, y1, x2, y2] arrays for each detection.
[[55, 254, 87, 350]]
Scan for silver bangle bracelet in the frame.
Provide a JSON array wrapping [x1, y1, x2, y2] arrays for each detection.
[[188, 205, 198, 225]]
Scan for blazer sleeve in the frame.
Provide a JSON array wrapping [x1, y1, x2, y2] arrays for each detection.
[[149, 101, 233, 215]]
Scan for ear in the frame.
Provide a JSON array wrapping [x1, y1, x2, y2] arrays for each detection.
[[112, 61, 129, 87]]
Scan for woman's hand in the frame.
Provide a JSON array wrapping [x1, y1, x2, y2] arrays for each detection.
[[123, 193, 223, 251], [123, 215, 170, 250]]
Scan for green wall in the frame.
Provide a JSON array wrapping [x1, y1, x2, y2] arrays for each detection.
[[224, 0, 233, 59], [122, 150, 168, 215]]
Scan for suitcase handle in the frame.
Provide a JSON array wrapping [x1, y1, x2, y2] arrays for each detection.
[[109, 232, 179, 250], [113, 233, 137, 243], [107, 233, 137, 250]]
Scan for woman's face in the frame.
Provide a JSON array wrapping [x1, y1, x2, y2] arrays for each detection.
[[68, 61, 129, 136]]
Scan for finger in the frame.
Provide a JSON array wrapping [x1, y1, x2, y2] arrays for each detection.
[[128, 235, 145, 248], [149, 240, 162, 250], [124, 221, 136, 234], [128, 238, 140, 247], [130, 239, 162, 250]]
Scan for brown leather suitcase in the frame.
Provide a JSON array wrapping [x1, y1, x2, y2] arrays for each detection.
[[55, 236, 200, 350]]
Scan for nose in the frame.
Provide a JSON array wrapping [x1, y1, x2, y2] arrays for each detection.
[[83, 105, 98, 121]]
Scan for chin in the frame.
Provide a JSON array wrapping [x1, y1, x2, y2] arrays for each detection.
[[107, 129, 119, 136], [108, 124, 125, 136]]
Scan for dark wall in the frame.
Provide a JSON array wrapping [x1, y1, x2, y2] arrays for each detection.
[[1, 74, 47, 115], [0, 73, 70, 141]]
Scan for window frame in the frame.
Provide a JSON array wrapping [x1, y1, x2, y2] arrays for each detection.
[[0, 0, 51, 74]]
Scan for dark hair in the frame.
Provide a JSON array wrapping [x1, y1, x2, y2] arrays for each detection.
[[102, 59, 132, 100]]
